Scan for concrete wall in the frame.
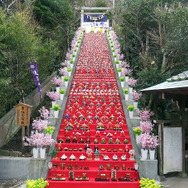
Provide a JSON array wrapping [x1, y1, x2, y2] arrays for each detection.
[[0, 72, 57, 148], [0, 157, 46, 180]]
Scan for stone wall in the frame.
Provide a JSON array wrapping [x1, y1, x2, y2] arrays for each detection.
[[0, 157, 46, 180], [0, 72, 56, 148]]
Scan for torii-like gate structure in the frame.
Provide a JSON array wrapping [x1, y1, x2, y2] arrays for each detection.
[[76, 7, 112, 32]]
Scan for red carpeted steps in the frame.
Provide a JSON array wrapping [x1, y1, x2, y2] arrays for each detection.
[[46, 32, 140, 188]]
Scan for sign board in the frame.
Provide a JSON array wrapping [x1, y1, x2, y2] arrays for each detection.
[[15, 103, 32, 126], [81, 21, 109, 28], [163, 127, 182, 174]]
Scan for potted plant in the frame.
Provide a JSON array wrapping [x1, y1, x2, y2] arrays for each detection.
[[117, 68, 122, 77], [59, 68, 67, 81], [110, 41, 113, 44], [77, 40, 81, 44], [140, 133, 150, 160], [122, 68, 132, 82], [132, 90, 142, 108], [72, 53, 76, 62], [115, 60, 120, 68], [60, 89, 65, 100], [26, 178, 49, 188], [47, 91, 59, 107], [67, 68, 72, 76], [147, 134, 159, 160], [52, 104, 60, 118], [128, 105, 135, 118], [51, 77, 62, 93], [111, 44, 114, 48], [120, 77, 125, 87], [128, 78, 137, 93], [64, 76, 69, 87], [51, 148, 59, 159], [124, 89, 129, 101], [134, 127, 142, 144], [112, 49, 115, 53], [45, 126, 54, 135], [69, 60, 74, 69], [113, 54, 117, 61], [76, 44, 79, 48], [40, 134, 55, 158]]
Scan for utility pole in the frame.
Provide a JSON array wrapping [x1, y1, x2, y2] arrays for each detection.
[[113, 0, 115, 8]]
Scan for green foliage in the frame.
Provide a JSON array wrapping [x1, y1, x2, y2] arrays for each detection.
[[26, 178, 49, 188], [120, 77, 125, 82], [117, 68, 122, 72], [60, 89, 65, 94], [0, 8, 58, 118], [45, 126, 54, 134], [140, 178, 162, 188], [128, 105, 135, 111], [52, 104, 59, 111], [113, 54, 117, 57], [72, 54, 75, 57], [64, 76, 69, 81], [124, 89, 128, 94], [70, 60, 74, 64], [115, 60, 119, 64], [33, 0, 76, 66], [96, 1, 107, 7], [112, 49, 115, 52], [134, 127, 142, 136], [52, 148, 59, 157], [67, 68, 72, 72]]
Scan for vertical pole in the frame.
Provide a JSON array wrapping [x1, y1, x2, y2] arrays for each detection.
[[27, 125, 29, 137], [22, 126, 25, 148], [113, 0, 115, 8], [158, 123, 164, 177], [180, 96, 186, 176]]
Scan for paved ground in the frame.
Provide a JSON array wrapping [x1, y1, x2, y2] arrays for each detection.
[[1, 177, 188, 188], [161, 177, 188, 188]]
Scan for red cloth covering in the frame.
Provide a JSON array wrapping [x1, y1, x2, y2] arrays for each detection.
[[46, 33, 140, 188]]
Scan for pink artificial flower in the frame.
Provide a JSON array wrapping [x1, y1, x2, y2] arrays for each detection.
[[140, 133, 159, 149], [140, 121, 154, 133], [39, 107, 49, 120], [116, 49, 121, 54], [66, 52, 71, 60], [120, 61, 130, 68], [46, 91, 59, 101], [132, 90, 142, 101], [24, 132, 55, 147], [147, 135, 159, 150], [136, 109, 154, 121], [128, 78, 137, 87], [122, 68, 132, 76], [114, 44, 120, 49], [140, 133, 150, 149], [119, 54, 124, 60], [52, 77, 62, 86], [61, 61, 69, 67], [59, 68, 67, 76], [32, 119, 48, 132]]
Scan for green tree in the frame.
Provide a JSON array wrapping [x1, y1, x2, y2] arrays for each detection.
[[0, 8, 59, 118], [96, 1, 107, 7]]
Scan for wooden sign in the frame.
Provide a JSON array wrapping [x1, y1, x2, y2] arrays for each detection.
[[15, 103, 32, 126]]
